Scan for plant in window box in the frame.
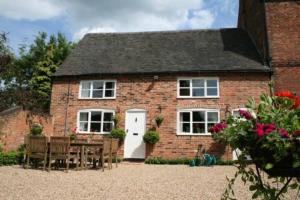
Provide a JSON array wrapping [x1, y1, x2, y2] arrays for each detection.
[[30, 123, 43, 136], [155, 115, 164, 128], [110, 128, 126, 142], [210, 91, 300, 200], [143, 130, 160, 144]]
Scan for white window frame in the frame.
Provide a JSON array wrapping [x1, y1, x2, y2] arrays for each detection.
[[79, 80, 117, 99], [77, 109, 115, 134], [177, 108, 220, 135], [177, 77, 219, 98]]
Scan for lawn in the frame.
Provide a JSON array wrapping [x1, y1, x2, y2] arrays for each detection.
[[0, 164, 297, 200]]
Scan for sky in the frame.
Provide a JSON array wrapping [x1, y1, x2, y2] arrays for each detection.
[[0, 0, 239, 53]]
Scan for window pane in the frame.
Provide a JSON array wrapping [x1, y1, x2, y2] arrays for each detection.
[[207, 112, 218, 122], [103, 122, 113, 132], [92, 90, 103, 98], [180, 112, 190, 122], [104, 112, 113, 121], [232, 111, 240, 118], [192, 79, 204, 87], [193, 123, 205, 133], [207, 88, 218, 96], [193, 111, 205, 122], [180, 89, 190, 96], [81, 90, 90, 98], [181, 123, 190, 133], [207, 80, 217, 87], [90, 123, 101, 132], [105, 82, 115, 89], [105, 90, 114, 97], [179, 80, 190, 87], [79, 112, 88, 121], [93, 81, 103, 90], [192, 88, 204, 96], [79, 122, 88, 132], [91, 112, 102, 121], [81, 82, 91, 89]]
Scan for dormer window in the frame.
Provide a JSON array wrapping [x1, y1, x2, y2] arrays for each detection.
[[79, 80, 116, 99]]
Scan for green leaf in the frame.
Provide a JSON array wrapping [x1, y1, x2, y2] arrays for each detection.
[[265, 163, 274, 170]]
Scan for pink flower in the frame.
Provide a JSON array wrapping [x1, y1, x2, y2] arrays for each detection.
[[278, 128, 289, 138], [255, 123, 276, 137], [238, 110, 253, 120], [209, 122, 227, 134]]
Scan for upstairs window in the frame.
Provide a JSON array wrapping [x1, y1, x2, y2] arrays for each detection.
[[78, 109, 114, 134], [178, 78, 219, 98], [79, 80, 116, 99], [177, 109, 219, 135]]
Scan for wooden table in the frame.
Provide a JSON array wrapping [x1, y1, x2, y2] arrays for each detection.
[[70, 142, 103, 169]]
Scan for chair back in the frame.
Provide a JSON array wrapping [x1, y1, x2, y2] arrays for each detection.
[[111, 138, 119, 154], [74, 138, 88, 143], [50, 136, 70, 154], [27, 135, 48, 154], [103, 137, 112, 155]]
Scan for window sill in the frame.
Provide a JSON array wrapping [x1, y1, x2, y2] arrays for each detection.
[[77, 132, 111, 135], [177, 96, 220, 99], [78, 97, 116, 100]]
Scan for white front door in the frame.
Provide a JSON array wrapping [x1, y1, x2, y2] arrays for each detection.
[[124, 110, 146, 159]]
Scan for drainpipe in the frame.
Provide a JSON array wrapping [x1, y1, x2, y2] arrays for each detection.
[[63, 79, 71, 136]]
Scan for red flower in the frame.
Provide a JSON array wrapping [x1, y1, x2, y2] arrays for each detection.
[[238, 110, 253, 120], [278, 128, 289, 138], [292, 98, 300, 109], [255, 123, 276, 137], [209, 122, 227, 134], [294, 130, 300, 137], [275, 90, 295, 99]]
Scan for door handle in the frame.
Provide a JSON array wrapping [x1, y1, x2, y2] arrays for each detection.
[[133, 133, 138, 136]]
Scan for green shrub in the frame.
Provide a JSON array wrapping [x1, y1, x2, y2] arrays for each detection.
[[145, 157, 192, 165], [155, 115, 164, 128], [143, 131, 160, 144], [30, 124, 43, 135], [0, 143, 3, 152], [110, 128, 126, 141], [0, 151, 24, 166]]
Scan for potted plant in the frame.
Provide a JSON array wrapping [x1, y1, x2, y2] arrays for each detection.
[[110, 128, 126, 142], [155, 115, 164, 128], [210, 91, 300, 199], [30, 123, 43, 136], [143, 130, 160, 144]]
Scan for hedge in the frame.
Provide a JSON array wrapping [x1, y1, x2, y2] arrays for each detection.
[[145, 157, 239, 165], [0, 151, 24, 166]]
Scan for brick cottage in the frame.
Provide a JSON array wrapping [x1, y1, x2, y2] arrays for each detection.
[[50, 0, 300, 160], [1, 0, 299, 159]]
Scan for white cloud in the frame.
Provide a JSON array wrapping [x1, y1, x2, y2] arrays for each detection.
[[0, 0, 62, 21], [186, 10, 215, 29]]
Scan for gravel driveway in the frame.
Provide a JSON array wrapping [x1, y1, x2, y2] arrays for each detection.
[[0, 164, 297, 200]]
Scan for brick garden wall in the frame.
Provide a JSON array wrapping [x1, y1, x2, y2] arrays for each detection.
[[0, 108, 53, 152], [50, 72, 270, 160]]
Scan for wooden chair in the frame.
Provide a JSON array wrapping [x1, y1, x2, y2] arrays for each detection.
[[101, 137, 112, 171], [110, 138, 119, 168], [25, 135, 48, 170], [70, 138, 87, 169], [48, 136, 78, 172], [85, 139, 103, 169]]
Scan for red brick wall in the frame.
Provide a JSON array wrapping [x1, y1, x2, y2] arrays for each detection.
[[0, 108, 53, 152], [50, 73, 270, 160], [265, 2, 300, 94]]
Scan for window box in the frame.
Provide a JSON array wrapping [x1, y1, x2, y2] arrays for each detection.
[[77, 109, 115, 134], [177, 78, 219, 98], [79, 80, 116, 99], [177, 108, 220, 135]]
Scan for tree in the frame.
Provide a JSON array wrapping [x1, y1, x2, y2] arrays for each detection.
[[0, 32, 75, 112]]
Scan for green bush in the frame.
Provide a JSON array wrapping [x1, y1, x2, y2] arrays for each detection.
[[0, 143, 3, 152], [30, 124, 43, 135], [0, 151, 24, 166], [145, 157, 192, 165], [143, 131, 160, 144], [110, 128, 126, 141]]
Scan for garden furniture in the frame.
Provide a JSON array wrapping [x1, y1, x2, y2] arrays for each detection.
[[110, 138, 119, 168], [25, 135, 48, 170], [101, 137, 111, 171]]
